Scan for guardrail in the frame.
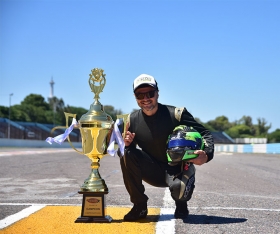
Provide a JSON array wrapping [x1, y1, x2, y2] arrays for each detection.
[[1, 139, 280, 154], [0, 138, 81, 148], [215, 143, 280, 154]]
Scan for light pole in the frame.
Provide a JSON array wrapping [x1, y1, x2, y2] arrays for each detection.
[[8, 93, 13, 139]]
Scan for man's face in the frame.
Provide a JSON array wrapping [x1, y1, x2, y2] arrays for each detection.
[[134, 86, 159, 115]]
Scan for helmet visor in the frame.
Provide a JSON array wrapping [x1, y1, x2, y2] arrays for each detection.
[[167, 146, 198, 163], [167, 147, 185, 162]]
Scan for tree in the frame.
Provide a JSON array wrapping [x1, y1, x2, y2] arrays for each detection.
[[104, 105, 123, 121], [14, 94, 51, 123], [48, 96, 65, 112], [255, 118, 271, 137], [226, 125, 252, 138], [268, 129, 280, 143], [206, 116, 232, 132], [0, 93, 275, 142], [237, 115, 253, 127], [63, 106, 88, 125], [0, 106, 9, 118], [21, 94, 49, 110], [195, 117, 215, 131], [47, 96, 66, 125], [236, 115, 256, 136]]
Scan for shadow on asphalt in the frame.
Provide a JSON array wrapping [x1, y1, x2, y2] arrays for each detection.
[[109, 214, 247, 224], [184, 214, 247, 224]]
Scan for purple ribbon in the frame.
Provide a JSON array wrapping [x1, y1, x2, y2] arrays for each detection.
[[46, 118, 78, 145], [107, 118, 125, 157]]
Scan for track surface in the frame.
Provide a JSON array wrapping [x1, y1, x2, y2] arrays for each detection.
[[0, 148, 279, 233]]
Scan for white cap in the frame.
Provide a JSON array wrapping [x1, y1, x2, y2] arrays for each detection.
[[133, 74, 158, 92]]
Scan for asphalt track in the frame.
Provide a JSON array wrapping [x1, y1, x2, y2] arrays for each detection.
[[0, 147, 279, 234]]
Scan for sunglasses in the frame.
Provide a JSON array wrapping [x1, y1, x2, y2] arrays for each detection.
[[135, 90, 157, 100]]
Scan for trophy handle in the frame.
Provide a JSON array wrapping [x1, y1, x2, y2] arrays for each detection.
[[64, 112, 84, 155], [50, 112, 83, 154], [116, 114, 130, 137]]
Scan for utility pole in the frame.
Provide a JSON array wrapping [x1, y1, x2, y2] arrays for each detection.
[[8, 93, 13, 139]]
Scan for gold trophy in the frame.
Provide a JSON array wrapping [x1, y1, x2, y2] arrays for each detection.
[[64, 68, 114, 223]]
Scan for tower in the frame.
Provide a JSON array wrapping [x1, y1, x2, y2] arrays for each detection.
[[50, 77, 55, 98], [48, 77, 56, 114]]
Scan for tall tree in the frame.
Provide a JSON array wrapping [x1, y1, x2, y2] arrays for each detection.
[[255, 118, 271, 137], [195, 117, 215, 131], [47, 96, 66, 125], [237, 115, 256, 136], [0, 106, 9, 118], [226, 125, 252, 138], [268, 129, 280, 143], [63, 106, 88, 125], [104, 105, 123, 121], [18, 94, 50, 123], [237, 115, 253, 127], [21, 94, 49, 110], [206, 116, 232, 132]]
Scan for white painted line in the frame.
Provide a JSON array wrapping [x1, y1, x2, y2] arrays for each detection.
[[0, 149, 74, 157], [0, 205, 46, 229], [0, 203, 81, 206], [196, 190, 280, 199], [0, 203, 279, 212], [1, 202, 279, 230], [196, 206, 280, 212], [156, 208, 175, 234], [156, 188, 175, 234]]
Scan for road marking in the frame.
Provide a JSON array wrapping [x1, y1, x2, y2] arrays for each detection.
[[156, 188, 175, 234], [0, 206, 159, 233], [0, 149, 73, 157], [1, 202, 279, 212], [0, 203, 80, 206], [1, 203, 279, 231], [198, 206, 280, 212], [197, 190, 280, 199], [0, 205, 45, 229]]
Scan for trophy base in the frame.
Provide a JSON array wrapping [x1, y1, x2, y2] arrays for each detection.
[[75, 191, 112, 223], [75, 215, 112, 223]]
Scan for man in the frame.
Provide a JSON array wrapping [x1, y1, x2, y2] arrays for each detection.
[[120, 74, 214, 221]]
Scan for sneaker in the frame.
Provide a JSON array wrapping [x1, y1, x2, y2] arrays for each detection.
[[174, 201, 189, 219], [124, 202, 148, 221]]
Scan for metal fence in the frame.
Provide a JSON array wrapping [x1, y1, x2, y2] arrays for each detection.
[[0, 118, 81, 142], [2, 118, 247, 145]]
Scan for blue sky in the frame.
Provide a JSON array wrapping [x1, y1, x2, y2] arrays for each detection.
[[1, 0, 279, 132]]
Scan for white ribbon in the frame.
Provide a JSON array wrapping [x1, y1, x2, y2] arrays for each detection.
[[107, 118, 125, 157], [46, 118, 78, 145]]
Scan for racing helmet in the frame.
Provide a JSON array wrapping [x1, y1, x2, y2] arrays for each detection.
[[166, 125, 204, 164]]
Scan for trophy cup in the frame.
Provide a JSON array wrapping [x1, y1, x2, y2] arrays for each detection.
[[65, 68, 114, 223]]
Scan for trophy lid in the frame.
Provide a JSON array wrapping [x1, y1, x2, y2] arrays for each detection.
[[79, 101, 113, 127], [79, 68, 113, 128]]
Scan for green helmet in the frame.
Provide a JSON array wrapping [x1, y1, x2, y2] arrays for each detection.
[[166, 125, 204, 165]]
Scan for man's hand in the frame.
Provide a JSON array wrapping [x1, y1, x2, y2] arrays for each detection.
[[188, 150, 208, 165], [123, 122, 135, 147]]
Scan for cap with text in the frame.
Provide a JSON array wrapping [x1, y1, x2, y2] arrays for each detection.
[[133, 74, 158, 92]]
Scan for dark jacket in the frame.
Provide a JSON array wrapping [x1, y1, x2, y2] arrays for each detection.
[[128, 103, 214, 163]]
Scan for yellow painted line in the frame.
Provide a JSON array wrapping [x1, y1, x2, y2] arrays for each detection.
[[0, 206, 161, 234]]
